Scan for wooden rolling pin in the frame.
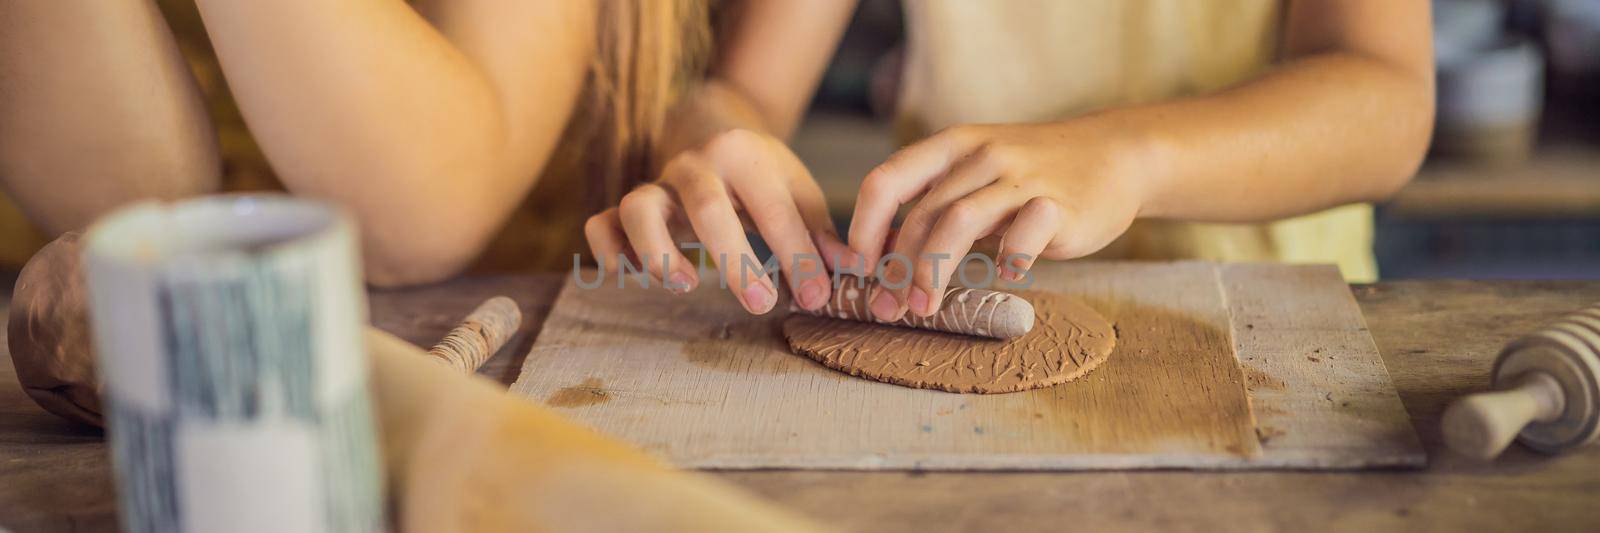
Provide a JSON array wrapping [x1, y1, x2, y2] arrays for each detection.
[[791, 275, 1035, 339], [426, 296, 522, 372], [367, 329, 826, 532], [1442, 303, 1600, 459]]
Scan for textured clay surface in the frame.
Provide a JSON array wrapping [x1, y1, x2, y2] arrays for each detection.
[[783, 290, 1116, 394]]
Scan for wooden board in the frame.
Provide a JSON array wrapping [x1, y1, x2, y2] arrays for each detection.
[[1223, 264, 1426, 468], [510, 262, 1424, 470]]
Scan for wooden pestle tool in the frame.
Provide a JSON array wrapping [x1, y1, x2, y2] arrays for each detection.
[[427, 296, 522, 372], [790, 275, 1035, 339], [1442, 304, 1600, 459]]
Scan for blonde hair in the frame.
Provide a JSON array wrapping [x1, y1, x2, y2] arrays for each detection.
[[584, 0, 711, 211]]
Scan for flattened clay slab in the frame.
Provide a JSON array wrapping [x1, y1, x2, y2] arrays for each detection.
[[783, 291, 1116, 394]]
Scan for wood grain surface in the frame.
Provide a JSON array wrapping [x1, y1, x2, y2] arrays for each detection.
[[5, 273, 1600, 532], [509, 262, 1420, 470], [1223, 264, 1426, 468]]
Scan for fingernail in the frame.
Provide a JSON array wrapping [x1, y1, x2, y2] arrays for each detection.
[[870, 289, 900, 321], [798, 278, 827, 310], [840, 249, 863, 271], [743, 282, 774, 313], [909, 287, 931, 316], [854, 251, 875, 275], [668, 271, 695, 294]]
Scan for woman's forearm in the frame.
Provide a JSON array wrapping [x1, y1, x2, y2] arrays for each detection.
[[654, 0, 856, 161], [1112, 52, 1433, 223], [709, 0, 856, 140], [192, 0, 593, 285], [0, 1, 220, 235]]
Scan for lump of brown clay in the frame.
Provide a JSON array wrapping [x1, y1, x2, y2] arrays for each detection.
[[783, 290, 1115, 394], [8, 231, 103, 426]]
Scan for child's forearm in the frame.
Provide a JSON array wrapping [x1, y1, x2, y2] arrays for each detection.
[[1117, 0, 1435, 223], [1115, 51, 1434, 223], [0, 1, 220, 235]]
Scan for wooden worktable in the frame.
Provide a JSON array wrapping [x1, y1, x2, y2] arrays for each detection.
[[3, 275, 1598, 532]]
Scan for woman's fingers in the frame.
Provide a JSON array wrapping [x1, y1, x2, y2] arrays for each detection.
[[662, 154, 780, 314], [616, 184, 699, 293], [727, 179, 830, 310], [849, 126, 983, 275], [718, 153, 833, 311], [870, 145, 992, 320], [583, 208, 633, 276], [997, 196, 1065, 283], [909, 184, 1032, 317]]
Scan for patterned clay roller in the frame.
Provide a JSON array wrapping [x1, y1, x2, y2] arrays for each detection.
[[427, 296, 522, 373], [791, 276, 1035, 339]]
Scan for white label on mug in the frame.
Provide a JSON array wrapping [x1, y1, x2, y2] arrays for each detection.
[[175, 420, 321, 533]]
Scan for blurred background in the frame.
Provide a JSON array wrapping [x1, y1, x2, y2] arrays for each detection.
[[791, 0, 1600, 279]]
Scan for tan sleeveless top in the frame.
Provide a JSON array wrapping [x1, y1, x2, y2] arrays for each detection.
[[895, 0, 1377, 281]]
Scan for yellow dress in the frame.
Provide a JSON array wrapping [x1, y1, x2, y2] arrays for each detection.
[[895, 0, 1378, 281]]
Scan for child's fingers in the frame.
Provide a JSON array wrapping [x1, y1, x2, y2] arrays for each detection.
[[909, 184, 1026, 317], [849, 126, 983, 276], [997, 196, 1065, 283], [884, 146, 1005, 317]]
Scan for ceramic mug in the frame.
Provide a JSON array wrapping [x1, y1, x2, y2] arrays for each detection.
[[82, 195, 382, 533]]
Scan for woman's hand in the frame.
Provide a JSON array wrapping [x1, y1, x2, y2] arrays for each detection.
[[851, 122, 1158, 321], [586, 128, 856, 315]]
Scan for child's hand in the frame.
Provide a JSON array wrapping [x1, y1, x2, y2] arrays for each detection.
[[585, 129, 856, 315], [849, 122, 1155, 321]]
